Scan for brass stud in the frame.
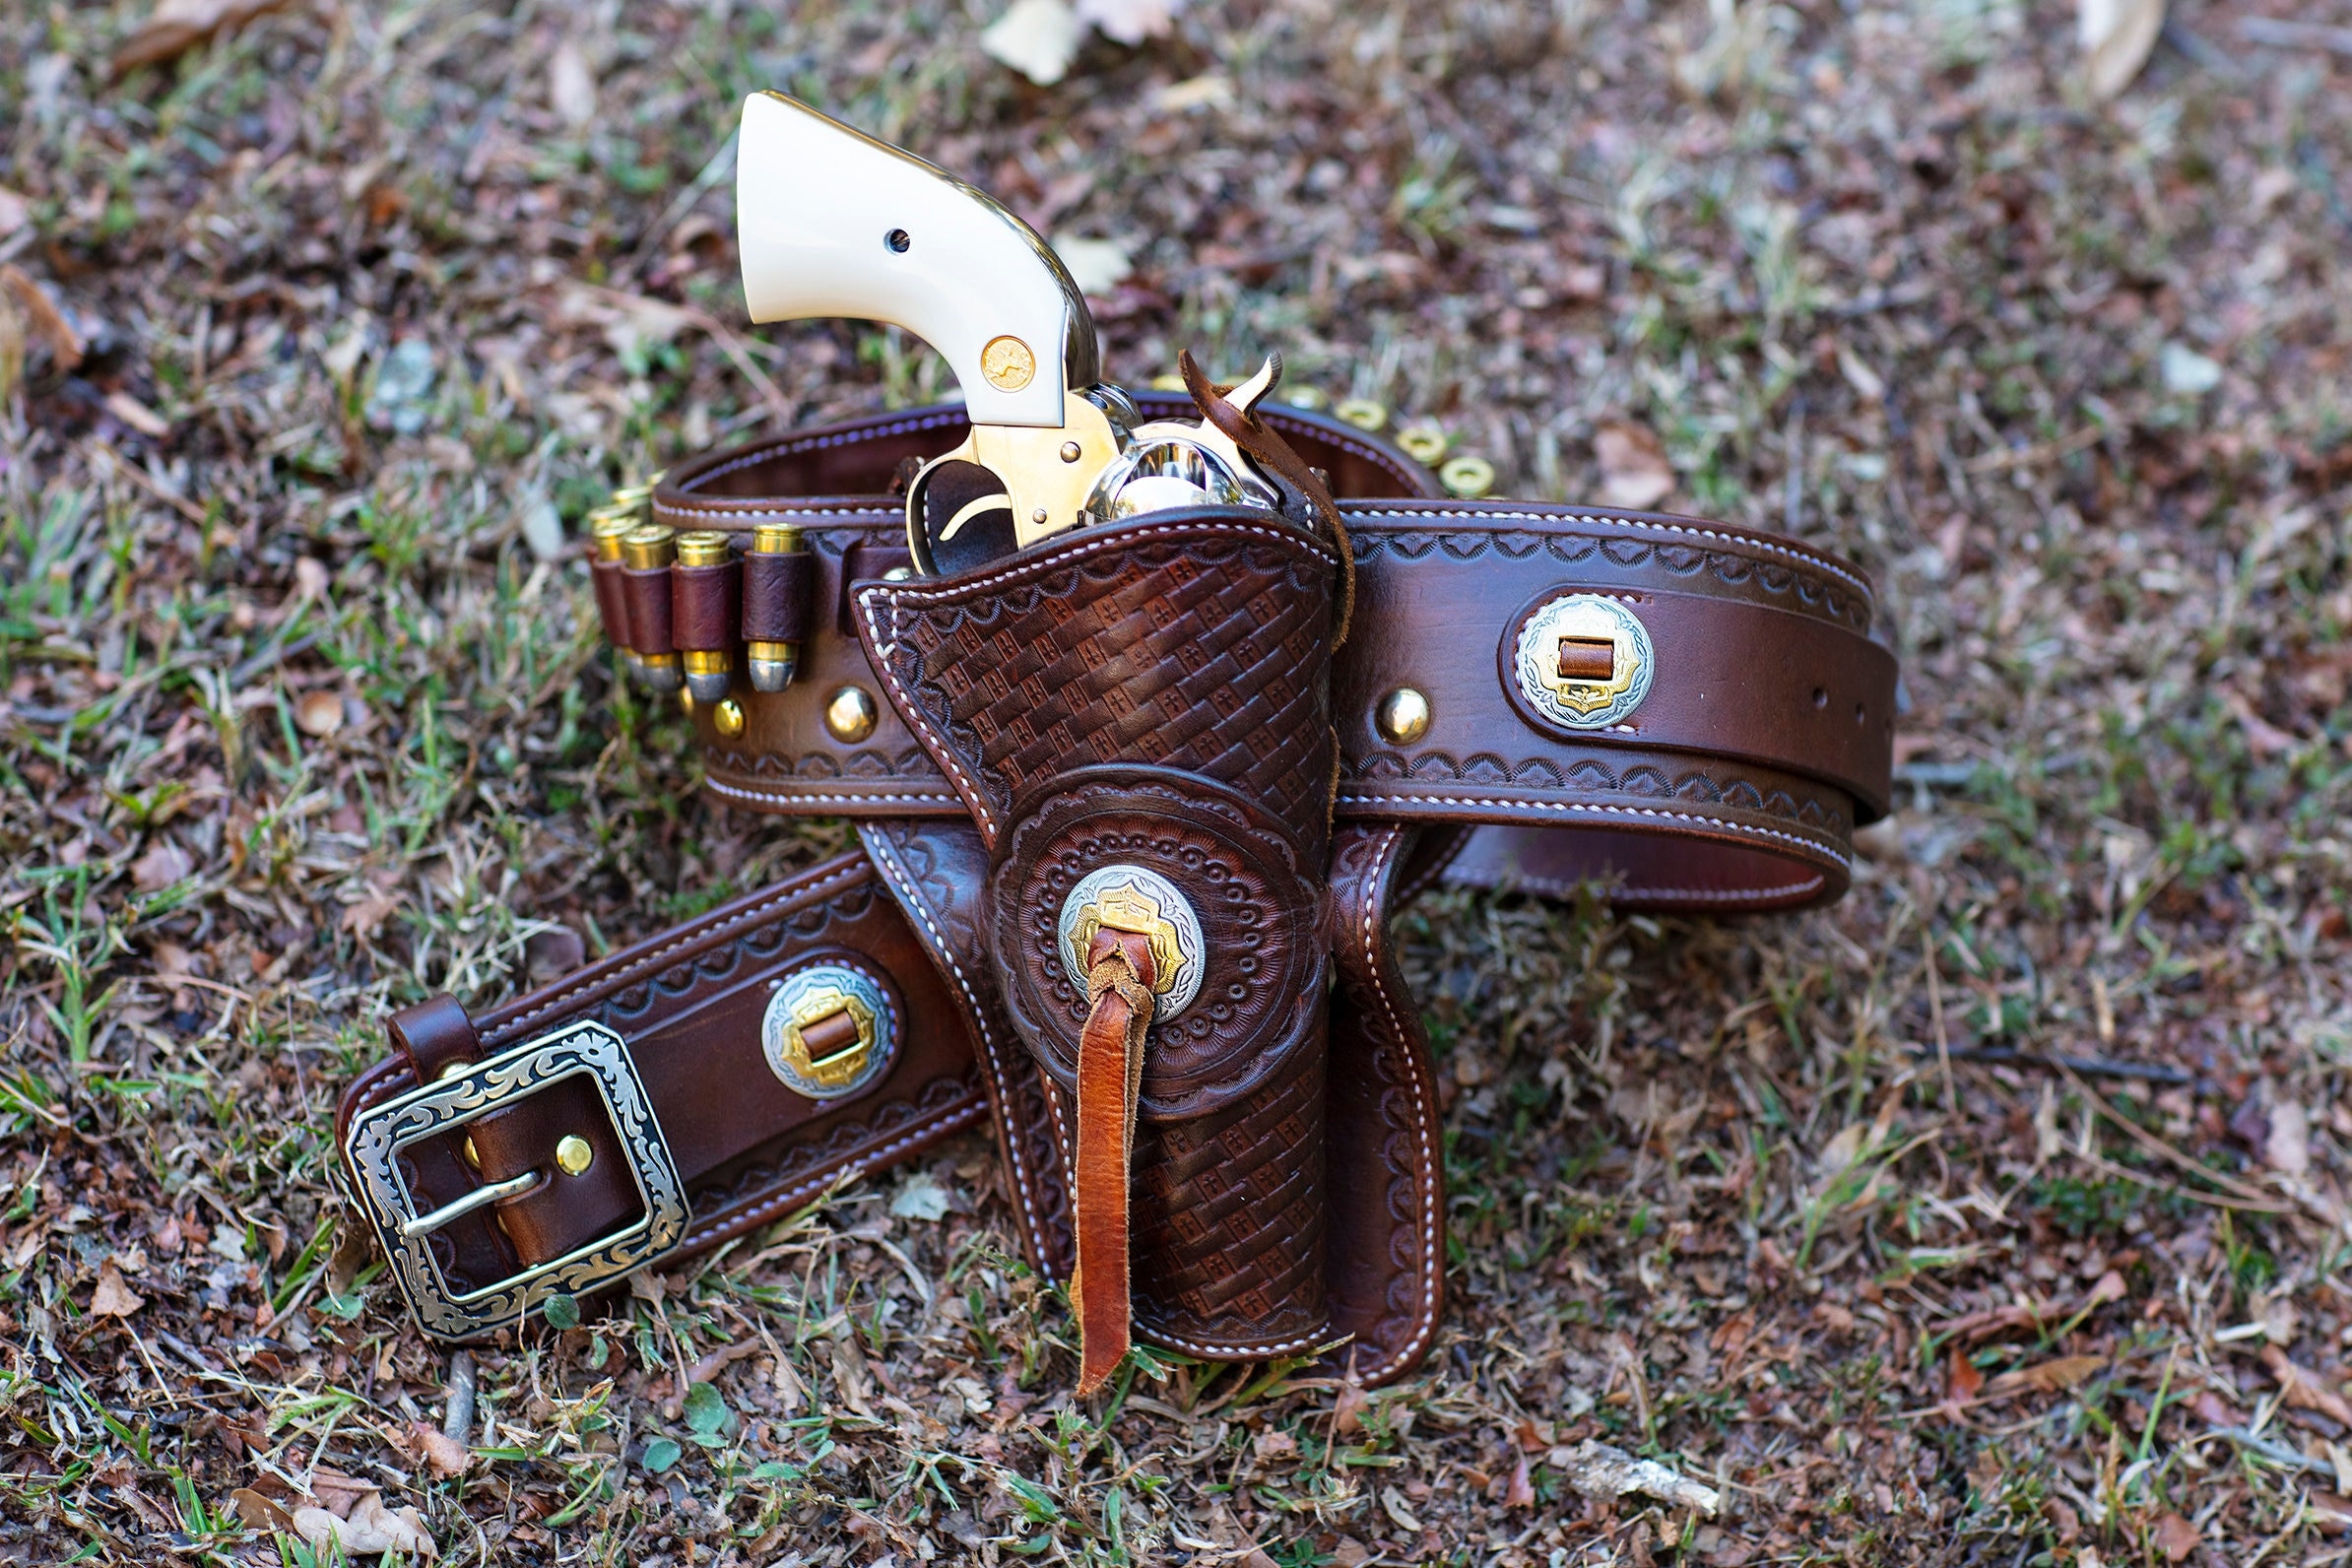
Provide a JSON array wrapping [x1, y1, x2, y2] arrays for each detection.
[[882, 565, 914, 582], [1375, 687, 1432, 745], [1398, 425, 1449, 465], [555, 1135, 594, 1177], [1439, 455, 1495, 498], [824, 685, 878, 743], [1060, 440, 1083, 463], [1335, 398, 1389, 432], [713, 697, 746, 738]]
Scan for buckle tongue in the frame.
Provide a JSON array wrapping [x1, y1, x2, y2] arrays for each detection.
[[344, 1020, 688, 1341]]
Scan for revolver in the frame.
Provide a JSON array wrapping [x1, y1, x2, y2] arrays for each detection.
[[736, 92, 1307, 577]]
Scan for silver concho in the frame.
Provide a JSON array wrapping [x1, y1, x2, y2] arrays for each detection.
[[761, 963, 896, 1100], [1513, 593, 1655, 731], [1056, 864, 1205, 1019]]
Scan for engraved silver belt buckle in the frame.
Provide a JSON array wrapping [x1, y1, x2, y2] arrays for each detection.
[[342, 1021, 688, 1341]]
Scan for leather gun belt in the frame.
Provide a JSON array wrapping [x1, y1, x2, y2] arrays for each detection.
[[337, 396, 1895, 1387]]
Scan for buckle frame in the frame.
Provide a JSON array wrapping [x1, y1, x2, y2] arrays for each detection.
[[343, 1020, 688, 1341]]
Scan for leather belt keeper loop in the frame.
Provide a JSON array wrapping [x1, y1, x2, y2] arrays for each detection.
[[742, 551, 815, 643], [621, 565, 676, 656], [673, 558, 742, 652]]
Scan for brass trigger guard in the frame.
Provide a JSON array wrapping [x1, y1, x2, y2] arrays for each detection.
[[904, 397, 1126, 574]]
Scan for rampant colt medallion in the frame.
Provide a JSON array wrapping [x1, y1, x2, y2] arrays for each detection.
[[1057, 865, 1204, 1019], [761, 963, 896, 1100], [1514, 593, 1655, 731]]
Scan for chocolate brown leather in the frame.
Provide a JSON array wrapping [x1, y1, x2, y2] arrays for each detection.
[[337, 396, 1896, 1390]]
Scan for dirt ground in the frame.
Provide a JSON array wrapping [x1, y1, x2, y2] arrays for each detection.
[[4, 0, 2352, 1562]]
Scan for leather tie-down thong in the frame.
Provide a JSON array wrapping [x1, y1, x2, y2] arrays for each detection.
[[336, 93, 1898, 1392]]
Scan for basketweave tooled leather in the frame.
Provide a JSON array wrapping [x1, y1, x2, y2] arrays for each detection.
[[854, 485, 1350, 1361], [337, 393, 1897, 1392]]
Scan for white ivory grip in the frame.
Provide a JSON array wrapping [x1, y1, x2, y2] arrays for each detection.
[[736, 92, 1099, 429]]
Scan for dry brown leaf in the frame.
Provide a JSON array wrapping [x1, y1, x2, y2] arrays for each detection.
[[2078, 0, 2165, 102], [110, 0, 292, 78], [1594, 420, 1674, 510], [304, 1467, 379, 1518], [1985, 1353, 2106, 1397], [1075, 0, 1184, 45], [1331, 1376, 1369, 1435], [90, 1260, 145, 1318], [1945, 1344, 1984, 1405], [294, 1494, 437, 1558], [131, 839, 192, 892], [549, 40, 597, 130], [2152, 1510, 2199, 1563], [103, 390, 170, 437], [294, 689, 345, 738], [980, 0, 1084, 86], [1505, 1449, 1535, 1509], [230, 1487, 297, 1533], [2264, 1098, 2311, 1175], [2262, 1344, 2352, 1425], [0, 265, 84, 369], [405, 1420, 471, 1479]]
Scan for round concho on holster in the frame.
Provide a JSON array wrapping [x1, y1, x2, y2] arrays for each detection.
[[990, 768, 1333, 1355], [990, 769, 1326, 1121], [760, 959, 898, 1101]]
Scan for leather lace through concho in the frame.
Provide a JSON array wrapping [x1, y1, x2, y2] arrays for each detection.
[[1073, 929, 1157, 1394], [337, 391, 1898, 1391]]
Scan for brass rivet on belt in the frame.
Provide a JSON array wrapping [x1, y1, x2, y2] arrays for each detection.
[[882, 565, 913, 582], [713, 697, 746, 738], [555, 1135, 594, 1176], [824, 685, 878, 743], [1060, 440, 1082, 463], [980, 334, 1036, 392], [1336, 398, 1388, 432], [1031, 507, 1049, 526], [1439, 455, 1495, 498], [1398, 425, 1449, 465], [1376, 686, 1432, 745]]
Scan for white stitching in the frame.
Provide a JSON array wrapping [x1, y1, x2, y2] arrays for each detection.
[[1138, 1324, 1332, 1358], [858, 592, 999, 839], [1340, 505, 1874, 600], [1355, 823, 1442, 1383], [1332, 793, 1852, 870], [702, 777, 965, 809], [1447, 868, 1826, 903], [659, 502, 895, 522], [877, 514, 1338, 603], [482, 862, 875, 1040], [861, 831, 1051, 1273]]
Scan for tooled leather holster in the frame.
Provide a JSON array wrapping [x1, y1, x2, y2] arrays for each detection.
[[336, 393, 1896, 1390]]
